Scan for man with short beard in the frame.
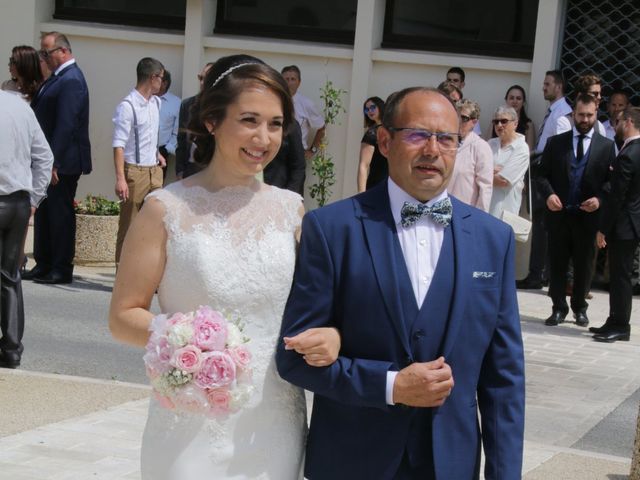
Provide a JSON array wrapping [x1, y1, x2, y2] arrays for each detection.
[[537, 93, 616, 328]]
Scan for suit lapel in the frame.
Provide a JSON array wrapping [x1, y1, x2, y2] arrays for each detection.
[[441, 198, 472, 358], [358, 184, 412, 355], [31, 74, 58, 108]]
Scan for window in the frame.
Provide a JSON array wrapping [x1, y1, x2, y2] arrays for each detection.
[[54, 0, 186, 31], [383, 0, 539, 60], [214, 0, 357, 45]]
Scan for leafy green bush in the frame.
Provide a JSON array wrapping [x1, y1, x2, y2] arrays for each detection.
[[74, 195, 120, 216]]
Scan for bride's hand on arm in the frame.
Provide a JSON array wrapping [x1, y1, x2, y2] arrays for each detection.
[[283, 327, 341, 367], [109, 197, 167, 348]]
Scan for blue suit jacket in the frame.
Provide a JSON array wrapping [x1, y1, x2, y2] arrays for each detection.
[[276, 183, 525, 479], [31, 63, 92, 175]]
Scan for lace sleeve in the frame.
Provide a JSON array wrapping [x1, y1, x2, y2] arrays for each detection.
[[146, 185, 182, 238], [275, 188, 303, 234]]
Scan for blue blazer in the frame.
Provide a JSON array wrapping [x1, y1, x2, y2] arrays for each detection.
[[31, 63, 92, 175], [276, 183, 525, 479]]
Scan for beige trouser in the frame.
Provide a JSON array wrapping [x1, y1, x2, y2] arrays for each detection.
[[116, 163, 163, 263]]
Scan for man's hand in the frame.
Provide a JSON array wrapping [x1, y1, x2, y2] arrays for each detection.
[[304, 149, 314, 161], [157, 153, 167, 168], [51, 167, 59, 186], [392, 357, 454, 407], [546, 194, 563, 211], [115, 178, 129, 202], [596, 231, 606, 249], [284, 327, 340, 367], [580, 196, 600, 212]]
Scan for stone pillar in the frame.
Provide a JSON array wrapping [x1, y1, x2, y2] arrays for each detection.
[[631, 403, 640, 479]]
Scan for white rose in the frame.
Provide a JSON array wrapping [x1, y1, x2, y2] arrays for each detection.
[[229, 384, 254, 410], [226, 324, 243, 347], [167, 324, 194, 347]]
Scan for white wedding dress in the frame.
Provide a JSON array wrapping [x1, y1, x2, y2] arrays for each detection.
[[140, 181, 307, 479]]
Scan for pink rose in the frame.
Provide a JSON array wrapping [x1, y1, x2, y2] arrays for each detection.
[[194, 351, 236, 389], [207, 388, 231, 415], [226, 346, 252, 370], [153, 391, 176, 410], [174, 385, 209, 414], [193, 307, 228, 351], [170, 345, 203, 373]]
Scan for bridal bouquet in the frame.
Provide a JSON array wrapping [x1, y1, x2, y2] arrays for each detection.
[[144, 305, 253, 418]]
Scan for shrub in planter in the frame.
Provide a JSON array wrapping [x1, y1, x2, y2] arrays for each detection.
[[74, 195, 120, 265]]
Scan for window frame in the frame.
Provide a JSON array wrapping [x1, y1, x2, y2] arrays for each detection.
[[213, 0, 355, 45], [382, 0, 536, 60], [53, 0, 186, 31]]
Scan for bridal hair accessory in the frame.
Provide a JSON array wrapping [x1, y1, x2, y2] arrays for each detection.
[[144, 305, 254, 418], [211, 63, 258, 89]]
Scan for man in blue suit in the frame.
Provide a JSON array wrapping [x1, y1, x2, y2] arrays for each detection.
[[277, 87, 525, 479], [24, 32, 91, 284]]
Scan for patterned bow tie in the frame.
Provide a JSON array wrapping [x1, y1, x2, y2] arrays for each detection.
[[400, 197, 453, 228]]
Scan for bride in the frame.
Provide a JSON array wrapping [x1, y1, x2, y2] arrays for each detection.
[[109, 55, 340, 479]]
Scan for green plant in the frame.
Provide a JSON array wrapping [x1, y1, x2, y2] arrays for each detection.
[[74, 194, 120, 216], [308, 79, 347, 207]]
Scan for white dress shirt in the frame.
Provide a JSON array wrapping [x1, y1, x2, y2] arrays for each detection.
[[535, 96, 572, 154], [488, 133, 530, 218], [54, 58, 76, 75], [112, 89, 161, 166], [292, 92, 324, 149], [158, 91, 180, 155], [572, 126, 593, 158], [0, 91, 53, 206], [385, 178, 448, 404]]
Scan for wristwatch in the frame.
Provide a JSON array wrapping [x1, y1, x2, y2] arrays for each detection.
[[310, 146, 318, 154]]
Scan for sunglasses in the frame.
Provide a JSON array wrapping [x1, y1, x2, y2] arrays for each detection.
[[364, 104, 378, 113], [492, 118, 513, 126], [39, 47, 63, 59], [460, 115, 474, 123]]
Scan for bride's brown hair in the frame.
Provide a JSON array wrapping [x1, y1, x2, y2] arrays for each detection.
[[188, 54, 294, 168]]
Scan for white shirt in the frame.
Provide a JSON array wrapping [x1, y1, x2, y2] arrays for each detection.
[[572, 126, 593, 158], [0, 91, 53, 206], [385, 178, 448, 404], [620, 134, 640, 153], [535, 96, 572, 154], [112, 89, 161, 166], [488, 133, 530, 218], [158, 91, 180, 155], [54, 58, 76, 76], [292, 92, 324, 149], [603, 119, 615, 140]]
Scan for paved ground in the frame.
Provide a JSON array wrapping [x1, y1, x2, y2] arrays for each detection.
[[0, 265, 638, 479]]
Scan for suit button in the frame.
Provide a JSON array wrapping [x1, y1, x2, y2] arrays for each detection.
[[413, 330, 425, 340]]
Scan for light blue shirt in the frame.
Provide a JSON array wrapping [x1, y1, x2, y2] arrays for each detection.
[[158, 91, 180, 155]]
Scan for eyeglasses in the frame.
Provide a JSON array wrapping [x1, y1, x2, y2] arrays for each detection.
[[460, 115, 474, 123], [363, 104, 378, 113], [587, 90, 602, 98], [492, 118, 513, 126], [386, 127, 460, 151], [38, 47, 63, 59]]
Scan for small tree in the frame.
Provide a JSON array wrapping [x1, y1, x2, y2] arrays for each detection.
[[308, 79, 347, 207]]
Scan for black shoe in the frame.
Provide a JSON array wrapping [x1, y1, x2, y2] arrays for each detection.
[[545, 311, 567, 326], [593, 330, 630, 343], [574, 311, 589, 327], [34, 272, 72, 285], [516, 277, 543, 290], [21, 265, 49, 280], [633, 284, 640, 296], [0, 352, 20, 369], [589, 323, 613, 334]]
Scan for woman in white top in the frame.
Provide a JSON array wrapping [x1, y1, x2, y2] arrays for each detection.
[[488, 105, 530, 218]]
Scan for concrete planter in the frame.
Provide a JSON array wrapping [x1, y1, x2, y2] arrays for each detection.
[[74, 214, 118, 266]]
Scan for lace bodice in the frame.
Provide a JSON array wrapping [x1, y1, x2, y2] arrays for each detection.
[[141, 181, 307, 479]]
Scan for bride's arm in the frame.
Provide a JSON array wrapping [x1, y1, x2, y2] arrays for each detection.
[[287, 202, 341, 367], [109, 197, 167, 347]]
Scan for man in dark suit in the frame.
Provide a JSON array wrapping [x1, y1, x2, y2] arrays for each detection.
[[277, 88, 525, 479], [538, 93, 616, 328], [263, 121, 306, 195], [175, 62, 213, 179], [592, 106, 640, 342], [24, 32, 91, 284]]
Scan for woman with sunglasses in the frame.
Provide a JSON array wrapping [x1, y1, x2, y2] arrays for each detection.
[[357, 96, 387, 192], [2, 46, 46, 101], [488, 105, 530, 219]]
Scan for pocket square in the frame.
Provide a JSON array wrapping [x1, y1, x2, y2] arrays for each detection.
[[473, 271, 495, 279]]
